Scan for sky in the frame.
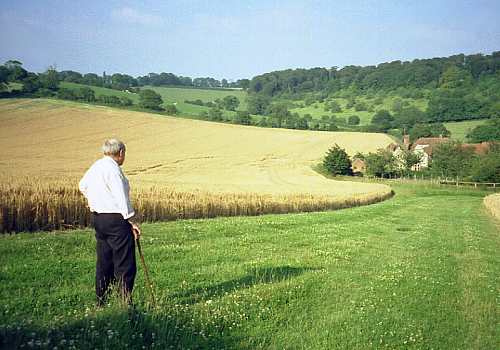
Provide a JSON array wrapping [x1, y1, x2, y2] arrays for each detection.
[[1, 0, 499, 80]]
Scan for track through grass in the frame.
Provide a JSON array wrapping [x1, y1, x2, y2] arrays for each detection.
[[1, 183, 499, 349]]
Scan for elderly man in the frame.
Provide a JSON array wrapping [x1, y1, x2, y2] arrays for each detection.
[[79, 138, 141, 306]]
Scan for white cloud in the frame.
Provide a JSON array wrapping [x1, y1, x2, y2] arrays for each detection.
[[111, 7, 162, 26]]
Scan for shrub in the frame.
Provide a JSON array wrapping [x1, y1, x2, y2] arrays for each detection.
[[120, 97, 133, 106], [467, 118, 500, 142], [348, 115, 360, 125], [57, 88, 77, 100], [165, 104, 178, 115], [139, 89, 163, 110]]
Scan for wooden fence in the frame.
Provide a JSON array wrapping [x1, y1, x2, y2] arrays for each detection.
[[439, 180, 499, 189], [363, 175, 500, 190]]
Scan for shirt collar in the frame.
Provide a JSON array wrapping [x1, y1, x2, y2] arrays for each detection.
[[104, 155, 119, 167]]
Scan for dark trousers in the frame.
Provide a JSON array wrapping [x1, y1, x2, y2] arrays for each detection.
[[93, 213, 136, 305]]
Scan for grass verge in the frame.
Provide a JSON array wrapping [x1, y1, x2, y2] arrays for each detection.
[[1, 182, 499, 349]]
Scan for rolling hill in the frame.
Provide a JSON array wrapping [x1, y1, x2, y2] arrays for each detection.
[[0, 98, 393, 198]]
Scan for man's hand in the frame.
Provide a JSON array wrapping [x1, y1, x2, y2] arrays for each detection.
[[129, 221, 141, 240]]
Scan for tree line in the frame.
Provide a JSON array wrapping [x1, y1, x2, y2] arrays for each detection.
[[0, 59, 249, 93], [323, 142, 500, 183], [57, 70, 249, 90], [0, 61, 173, 113], [247, 52, 500, 123]]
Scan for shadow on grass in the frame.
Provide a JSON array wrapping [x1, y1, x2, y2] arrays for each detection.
[[174, 265, 316, 304], [0, 304, 237, 350]]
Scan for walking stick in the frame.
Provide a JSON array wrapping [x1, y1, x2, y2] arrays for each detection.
[[136, 237, 157, 308]]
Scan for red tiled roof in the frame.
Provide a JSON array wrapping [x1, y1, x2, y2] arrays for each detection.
[[410, 137, 450, 154], [461, 142, 495, 155], [411, 137, 450, 148]]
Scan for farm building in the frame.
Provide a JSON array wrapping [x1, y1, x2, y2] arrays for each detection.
[[386, 142, 405, 169], [410, 136, 450, 171], [352, 158, 366, 174]]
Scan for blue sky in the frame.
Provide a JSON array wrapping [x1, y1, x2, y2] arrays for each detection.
[[1, 0, 499, 80]]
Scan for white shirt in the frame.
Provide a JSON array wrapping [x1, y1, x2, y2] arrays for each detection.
[[79, 156, 135, 219]]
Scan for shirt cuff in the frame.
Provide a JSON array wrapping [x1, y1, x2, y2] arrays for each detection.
[[122, 210, 135, 220]]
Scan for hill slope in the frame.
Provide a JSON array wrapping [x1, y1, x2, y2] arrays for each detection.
[[0, 98, 393, 197]]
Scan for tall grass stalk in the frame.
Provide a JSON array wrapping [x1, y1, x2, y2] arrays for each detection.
[[0, 178, 393, 233]]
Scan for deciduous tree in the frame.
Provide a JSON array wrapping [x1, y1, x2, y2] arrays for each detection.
[[139, 89, 163, 110], [323, 144, 352, 176]]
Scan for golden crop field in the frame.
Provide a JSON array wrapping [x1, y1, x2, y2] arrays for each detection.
[[484, 193, 500, 222], [0, 98, 394, 232]]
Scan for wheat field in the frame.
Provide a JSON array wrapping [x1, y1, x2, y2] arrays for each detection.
[[484, 193, 500, 222], [0, 98, 394, 231]]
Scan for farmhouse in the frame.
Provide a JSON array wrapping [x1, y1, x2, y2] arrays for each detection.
[[410, 136, 450, 171], [352, 157, 366, 174], [385, 142, 405, 169]]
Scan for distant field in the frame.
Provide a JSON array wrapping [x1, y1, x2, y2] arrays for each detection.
[[444, 119, 488, 141], [6, 82, 23, 92], [0, 98, 393, 232], [60, 82, 247, 119], [147, 85, 248, 114], [0, 98, 392, 196], [290, 96, 428, 125]]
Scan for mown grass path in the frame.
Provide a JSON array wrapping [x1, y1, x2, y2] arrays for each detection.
[[1, 183, 499, 349]]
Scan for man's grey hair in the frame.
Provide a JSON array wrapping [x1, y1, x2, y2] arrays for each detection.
[[102, 138, 126, 156]]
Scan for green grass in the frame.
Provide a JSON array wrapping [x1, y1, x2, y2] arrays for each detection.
[[5, 82, 23, 92], [289, 96, 428, 126], [147, 86, 247, 113], [444, 119, 489, 142], [60, 82, 248, 120], [1, 182, 499, 349]]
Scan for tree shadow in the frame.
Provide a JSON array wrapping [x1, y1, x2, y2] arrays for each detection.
[[0, 304, 237, 349], [174, 265, 317, 304]]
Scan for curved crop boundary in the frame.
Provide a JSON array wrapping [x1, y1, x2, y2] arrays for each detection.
[[0, 181, 394, 233], [484, 193, 500, 223]]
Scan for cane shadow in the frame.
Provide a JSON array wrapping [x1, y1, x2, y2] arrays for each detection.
[[0, 305, 237, 350], [174, 265, 317, 305]]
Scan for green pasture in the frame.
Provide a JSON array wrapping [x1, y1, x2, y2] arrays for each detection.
[[289, 96, 428, 126], [5, 82, 23, 92], [1, 182, 498, 349], [59, 82, 247, 119], [444, 119, 489, 142], [147, 86, 247, 113]]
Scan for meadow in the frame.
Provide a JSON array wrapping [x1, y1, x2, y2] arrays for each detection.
[[0, 98, 393, 232], [289, 96, 428, 126], [59, 82, 247, 119], [443, 119, 489, 142], [147, 86, 247, 114], [1, 182, 498, 349]]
